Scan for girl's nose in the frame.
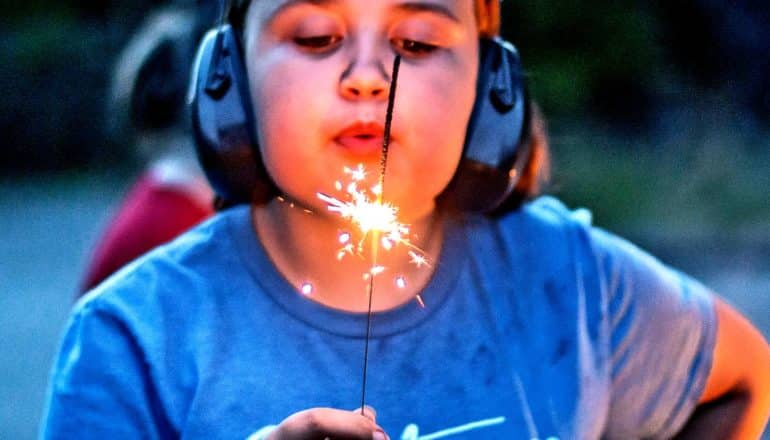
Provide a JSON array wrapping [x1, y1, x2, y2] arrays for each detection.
[[339, 49, 390, 101]]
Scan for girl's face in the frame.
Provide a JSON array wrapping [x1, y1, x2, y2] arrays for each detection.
[[244, 0, 479, 221]]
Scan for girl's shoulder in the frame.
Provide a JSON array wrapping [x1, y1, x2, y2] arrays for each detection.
[[486, 199, 717, 438], [463, 195, 596, 264], [504, 195, 593, 232], [490, 195, 645, 267]]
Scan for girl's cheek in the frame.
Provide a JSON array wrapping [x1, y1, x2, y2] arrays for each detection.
[[407, 70, 474, 117]]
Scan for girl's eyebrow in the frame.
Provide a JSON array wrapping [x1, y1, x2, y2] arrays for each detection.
[[391, 2, 460, 24], [266, 0, 339, 22]]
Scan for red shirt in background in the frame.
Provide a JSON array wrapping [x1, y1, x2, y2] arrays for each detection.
[[80, 161, 214, 293]]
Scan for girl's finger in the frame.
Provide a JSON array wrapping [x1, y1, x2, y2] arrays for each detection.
[[276, 407, 388, 440], [352, 405, 378, 422]]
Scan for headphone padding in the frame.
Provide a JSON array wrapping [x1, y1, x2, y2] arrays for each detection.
[[444, 38, 528, 213], [189, 25, 265, 205]]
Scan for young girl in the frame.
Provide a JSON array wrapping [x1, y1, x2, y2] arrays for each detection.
[[42, 1, 770, 439]]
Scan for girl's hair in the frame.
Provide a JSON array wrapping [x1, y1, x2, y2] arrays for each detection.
[[494, 103, 551, 212], [223, 0, 551, 211]]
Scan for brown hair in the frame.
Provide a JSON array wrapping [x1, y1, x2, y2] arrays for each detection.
[[497, 103, 551, 212], [227, 0, 251, 34], [223, 0, 551, 212]]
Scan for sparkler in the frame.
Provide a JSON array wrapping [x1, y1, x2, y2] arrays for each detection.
[[316, 55, 428, 412], [316, 164, 429, 271], [358, 54, 399, 414]]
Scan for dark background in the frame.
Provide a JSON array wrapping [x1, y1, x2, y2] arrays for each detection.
[[1, 1, 768, 438]]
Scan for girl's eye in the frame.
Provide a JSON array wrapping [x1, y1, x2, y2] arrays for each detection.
[[392, 38, 438, 56], [293, 35, 342, 51]]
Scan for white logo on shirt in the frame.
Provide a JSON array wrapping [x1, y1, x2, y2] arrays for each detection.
[[399, 416, 507, 439], [248, 416, 561, 440]]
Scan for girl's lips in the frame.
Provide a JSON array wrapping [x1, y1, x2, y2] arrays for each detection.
[[334, 122, 386, 155], [334, 134, 385, 155]]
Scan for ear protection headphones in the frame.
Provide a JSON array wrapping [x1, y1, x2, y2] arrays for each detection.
[[189, 0, 530, 213]]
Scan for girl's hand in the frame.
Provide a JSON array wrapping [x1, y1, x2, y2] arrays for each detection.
[[266, 406, 389, 440]]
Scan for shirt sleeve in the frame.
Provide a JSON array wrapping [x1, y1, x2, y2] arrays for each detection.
[[40, 300, 175, 439], [591, 228, 718, 439]]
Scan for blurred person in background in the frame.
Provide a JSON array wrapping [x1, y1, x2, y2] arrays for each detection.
[[79, 2, 215, 293]]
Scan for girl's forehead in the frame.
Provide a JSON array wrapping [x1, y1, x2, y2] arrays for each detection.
[[258, 0, 466, 8], [249, 0, 473, 21]]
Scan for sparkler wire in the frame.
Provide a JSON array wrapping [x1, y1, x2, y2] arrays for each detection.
[[360, 55, 401, 414]]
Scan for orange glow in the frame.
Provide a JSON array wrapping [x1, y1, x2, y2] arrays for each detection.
[[317, 164, 430, 306]]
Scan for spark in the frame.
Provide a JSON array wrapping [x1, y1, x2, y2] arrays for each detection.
[[345, 164, 368, 182], [370, 265, 385, 276], [317, 164, 431, 299], [362, 265, 386, 281], [276, 196, 313, 214], [317, 165, 427, 260], [408, 250, 430, 268], [318, 189, 401, 236], [337, 243, 355, 261], [300, 282, 314, 296]]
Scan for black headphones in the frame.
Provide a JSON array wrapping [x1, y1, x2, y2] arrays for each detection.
[[189, 5, 530, 213]]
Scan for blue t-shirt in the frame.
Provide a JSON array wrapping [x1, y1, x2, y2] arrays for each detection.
[[41, 197, 716, 439]]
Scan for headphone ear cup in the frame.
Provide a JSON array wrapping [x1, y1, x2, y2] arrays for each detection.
[[446, 37, 529, 213], [189, 24, 271, 205]]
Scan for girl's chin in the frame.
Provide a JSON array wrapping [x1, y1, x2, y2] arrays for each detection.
[[272, 191, 436, 225]]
